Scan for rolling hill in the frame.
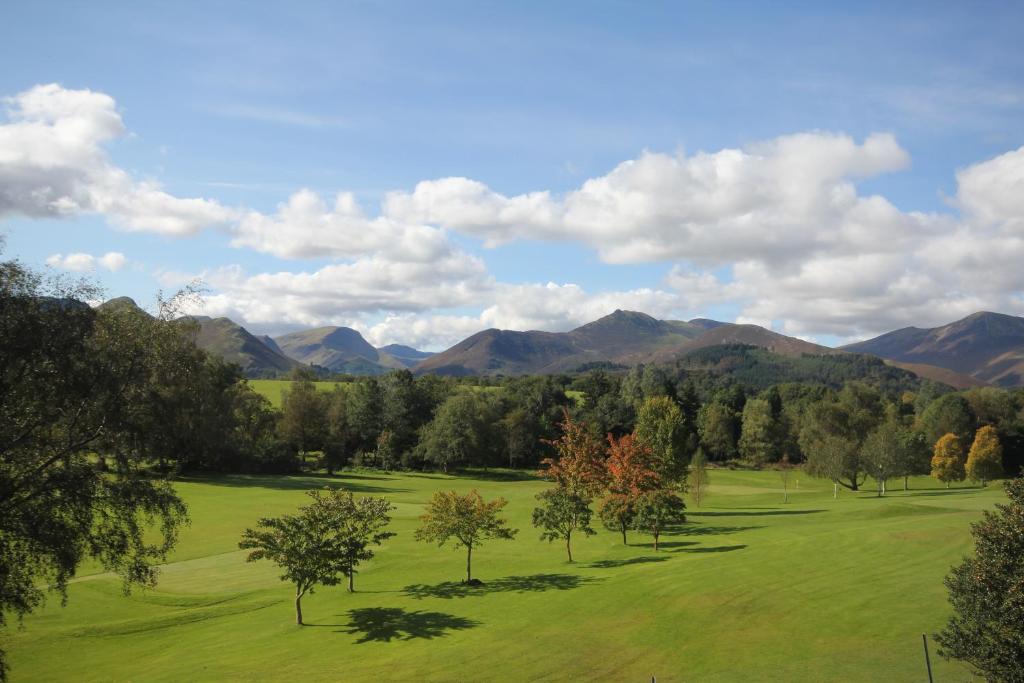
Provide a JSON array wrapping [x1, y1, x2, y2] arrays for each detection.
[[185, 316, 301, 377], [378, 344, 435, 368], [274, 326, 414, 374], [843, 312, 1024, 387]]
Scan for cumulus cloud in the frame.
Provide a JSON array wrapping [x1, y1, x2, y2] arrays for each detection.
[[46, 250, 128, 272], [0, 83, 234, 234]]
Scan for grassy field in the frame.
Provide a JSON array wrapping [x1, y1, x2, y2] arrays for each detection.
[[247, 379, 585, 409], [5, 469, 996, 681]]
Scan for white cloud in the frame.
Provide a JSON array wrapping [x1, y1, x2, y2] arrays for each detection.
[[46, 250, 128, 272], [0, 83, 234, 234]]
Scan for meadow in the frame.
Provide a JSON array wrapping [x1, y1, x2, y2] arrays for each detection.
[[4, 469, 995, 681]]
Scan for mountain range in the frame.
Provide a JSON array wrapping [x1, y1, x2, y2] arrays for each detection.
[[94, 297, 1024, 388]]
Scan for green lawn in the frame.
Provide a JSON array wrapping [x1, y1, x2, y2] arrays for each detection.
[[5, 469, 995, 681]]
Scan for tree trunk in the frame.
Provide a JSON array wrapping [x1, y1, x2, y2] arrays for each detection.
[[620, 521, 628, 546], [904, 476, 908, 491], [565, 532, 573, 563], [348, 571, 354, 593], [295, 589, 304, 626], [833, 482, 838, 499], [465, 545, 472, 582], [653, 529, 660, 552], [946, 482, 950, 489], [881, 480, 886, 496]]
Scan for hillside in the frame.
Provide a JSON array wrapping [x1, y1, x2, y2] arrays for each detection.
[[186, 316, 301, 377], [413, 310, 704, 376], [378, 344, 435, 368], [275, 326, 406, 374], [844, 312, 1024, 387]]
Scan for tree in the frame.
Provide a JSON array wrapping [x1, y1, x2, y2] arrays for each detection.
[[778, 454, 793, 503], [919, 393, 975, 447], [533, 487, 595, 562], [239, 488, 393, 623], [697, 401, 738, 461], [599, 433, 660, 544], [635, 396, 688, 486], [799, 388, 882, 493], [861, 419, 905, 496], [345, 378, 383, 456], [539, 410, 607, 499], [278, 377, 327, 455], [966, 425, 1004, 486], [0, 260, 198, 679], [931, 433, 966, 488], [738, 398, 780, 466], [690, 448, 710, 508], [322, 385, 349, 475], [416, 392, 493, 471], [633, 490, 686, 551], [935, 478, 1024, 680], [414, 490, 517, 582]]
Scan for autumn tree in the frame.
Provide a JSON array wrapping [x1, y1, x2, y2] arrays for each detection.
[[966, 425, 1003, 486], [598, 433, 660, 544], [539, 410, 607, 499], [533, 487, 596, 562], [931, 433, 966, 488], [414, 490, 517, 583], [690, 447, 710, 508], [633, 490, 686, 551], [935, 478, 1024, 680], [239, 488, 394, 624]]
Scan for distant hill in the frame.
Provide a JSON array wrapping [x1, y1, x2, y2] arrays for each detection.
[[275, 326, 407, 375], [96, 296, 150, 317], [185, 316, 301, 377], [258, 334, 286, 356], [657, 323, 838, 361], [843, 312, 1024, 387], [378, 344, 435, 368]]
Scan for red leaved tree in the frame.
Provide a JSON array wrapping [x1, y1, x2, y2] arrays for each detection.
[[599, 433, 661, 544], [539, 409, 608, 499]]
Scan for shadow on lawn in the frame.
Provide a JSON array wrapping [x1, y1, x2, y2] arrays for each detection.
[[689, 509, 825, 518], [175, 473, 409, 494], [403, 573, 601, 600], [339, 607, 479, 643], [668, 524, 763, 537], [586, 556, 670, 569], [673, 544, 747, 554]]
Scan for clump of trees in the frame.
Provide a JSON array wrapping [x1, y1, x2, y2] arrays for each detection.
[[239, 488, 394, 623]]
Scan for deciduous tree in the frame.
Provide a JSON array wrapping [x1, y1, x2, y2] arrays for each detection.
[[598, 433, 660, 544], [414, 490, 517, 582], [966, 425, 1003, 486], [690, 447, 710, 508], [633, 490, 686, 551], [533, 487, 595, 562], [931, 433, 966, 488]]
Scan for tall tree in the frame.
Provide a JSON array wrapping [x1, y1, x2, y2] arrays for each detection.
[[966, 425, 1003, 486], [322, 386, 349, 475], [278, 377, 327, 455], [861, 419, 905, 496], [931, 433, 966, 488], [919, 393, 975, 447], [345, 378, 384, 456], [414, 490, 517, 582], [416, 392, 494, 471], [738, 397, 781, 466], [0, 260, 197, 680], [935, 478, 1024, 680], [697, 401, 739, 461], [533, 487, 596, 562], [635, 396, 688, 486], [800, 401, 866, 493], [540, 410, 608, 499]]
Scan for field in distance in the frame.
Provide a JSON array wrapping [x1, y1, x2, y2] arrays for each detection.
[[6, 469, 992, 681]]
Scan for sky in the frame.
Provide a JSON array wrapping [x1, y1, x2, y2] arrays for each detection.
[[2, 1, 1023, 350]]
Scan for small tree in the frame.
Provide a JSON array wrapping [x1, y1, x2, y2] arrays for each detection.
[[966, 425, 1003, 486], [690, 447, 709, 508], [931, 433, 966, 488], [414, 490, 517, 583], [239, 488, 394, 624], [540, 410, 608, 499], [778, 454, 793, 503], [935, 478, 1024, 680], [861, 420, 904, 497], [533, 487, 596, 562], [633, 490, 686, 551], [598, 433, 660, 545]]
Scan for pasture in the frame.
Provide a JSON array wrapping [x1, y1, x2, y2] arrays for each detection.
[[5, 469, 995, 681]]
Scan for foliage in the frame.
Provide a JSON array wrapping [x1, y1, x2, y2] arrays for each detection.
[[599, 433, 660, 544], [697, 401, 739, 461], [414, 490, 517, 582], [239, 488, 393, 622], [539, 410, 608, 499], [931, 433, 966, 487], [690, 448, 709, 507], [966, 425, 1004, 486], [738, 397, 781, 466], [278, 376, 328, 453], [633, 489, 686, 551], [532, 487, 595, 562], [935, 478, 1024, 681], [635, 396, 689, 485], [919, 393, 975, 447]]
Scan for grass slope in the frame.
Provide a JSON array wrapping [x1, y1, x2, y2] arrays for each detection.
[[5, 470, 995, 682], [246, 379, 349, 408]]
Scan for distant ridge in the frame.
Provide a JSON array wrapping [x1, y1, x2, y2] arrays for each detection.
[[185, 315, 301, 376], [843, 311, 1024, 387]]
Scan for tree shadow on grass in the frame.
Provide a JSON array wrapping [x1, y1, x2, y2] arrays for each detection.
[[340, 608, 479, 643], [689, 509, 825, 518], [632, 540, 699, 551], [175, 473, 410, 494], [667, 524, 764, 537], [403, 573, 601, 600], [586, 556, 670, 569], [906, 488, 984, 497], [673, 544, 747, 554]]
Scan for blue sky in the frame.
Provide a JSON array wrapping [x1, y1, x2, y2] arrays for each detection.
[[2, 1, 1023, 349]]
